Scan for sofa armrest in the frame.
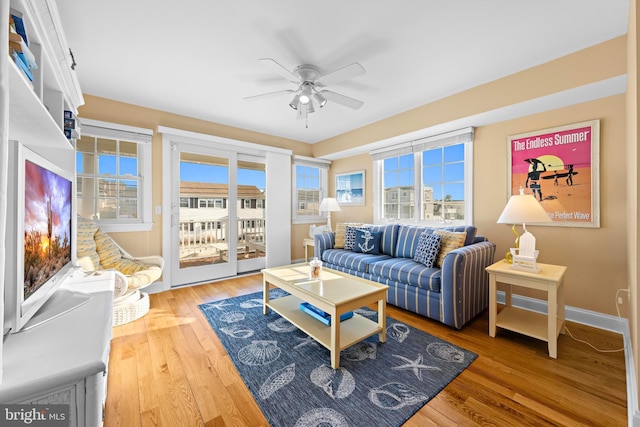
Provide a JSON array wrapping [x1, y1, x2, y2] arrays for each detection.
[[440, 240, 496, 329], [314, 232, 335, 260]]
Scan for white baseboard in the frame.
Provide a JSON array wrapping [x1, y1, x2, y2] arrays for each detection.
[[496, 291, 639, 426]]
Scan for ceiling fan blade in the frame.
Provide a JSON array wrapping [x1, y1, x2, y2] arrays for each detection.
[[258, 58, 300, 84], [318, 63, 366, 86], [244, 89, 295, 101], [320, 90, 364, 110]]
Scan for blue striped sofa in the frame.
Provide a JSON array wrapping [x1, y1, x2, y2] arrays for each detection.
[[314, 224, 496, 329]]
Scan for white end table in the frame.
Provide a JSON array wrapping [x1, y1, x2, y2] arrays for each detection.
[[486, 259, 567, 358], [303, 237, 315, 262]]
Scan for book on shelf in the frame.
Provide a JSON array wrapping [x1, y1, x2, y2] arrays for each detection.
[[9, 40, 21, 53], [299, 302, 353, 326], [9, 31, 22, 44], [12, 50, 33, 81], [10, 13, 28, 46], [64, 118, 76, 130]]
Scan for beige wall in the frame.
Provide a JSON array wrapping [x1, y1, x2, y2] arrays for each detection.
[[475, 95, 626, 315]]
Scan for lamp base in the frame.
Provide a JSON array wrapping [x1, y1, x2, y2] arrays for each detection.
[[509, 248, 540, 273]]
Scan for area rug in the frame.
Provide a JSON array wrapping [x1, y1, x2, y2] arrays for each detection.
[[199, 290, 476, 426]]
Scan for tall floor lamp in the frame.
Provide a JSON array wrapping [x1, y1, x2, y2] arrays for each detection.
[[319, 197, 341, 231]]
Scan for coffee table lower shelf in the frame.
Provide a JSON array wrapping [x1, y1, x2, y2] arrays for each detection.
[[267, 295, 382, 353]]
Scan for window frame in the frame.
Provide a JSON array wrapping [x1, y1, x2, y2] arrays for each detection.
[[291, 155, 331, 224], [372, 128, 474, 226], [77, 119, 153, 232]]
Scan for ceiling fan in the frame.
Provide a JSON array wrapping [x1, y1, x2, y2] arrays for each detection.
[[245, 58, 366, 120]]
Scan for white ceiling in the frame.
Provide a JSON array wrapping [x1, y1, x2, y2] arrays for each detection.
[[55, 0, 629, 145]]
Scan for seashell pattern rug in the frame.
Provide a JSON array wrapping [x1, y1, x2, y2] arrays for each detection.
[[199, 290, 477, 426]]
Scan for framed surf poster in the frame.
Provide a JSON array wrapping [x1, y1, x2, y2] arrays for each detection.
[[507, 119, 600, 228]]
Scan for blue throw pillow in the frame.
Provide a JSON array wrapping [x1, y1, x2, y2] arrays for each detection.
[[414, 232, 442, 267], [344, 225, 365, 251], [353, 229, 382, 255]]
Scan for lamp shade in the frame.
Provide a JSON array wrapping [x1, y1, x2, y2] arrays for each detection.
[[319, 197, 341, 212], [497, 189, 552, 224]]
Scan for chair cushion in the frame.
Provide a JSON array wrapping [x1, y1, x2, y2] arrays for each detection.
[[76, 216, 100, 269], [414, 232, 442, 267], [434, 230, 467, 267], [123, 265, 162, 289], [95, 228, 123, 267]]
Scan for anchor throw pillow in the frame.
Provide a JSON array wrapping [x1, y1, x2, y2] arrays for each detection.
[[353, 228, 382, 255]]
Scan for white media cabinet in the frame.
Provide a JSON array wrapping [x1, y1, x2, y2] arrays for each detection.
[[0, 271, 114, 427], [1, 0, 92, 422]]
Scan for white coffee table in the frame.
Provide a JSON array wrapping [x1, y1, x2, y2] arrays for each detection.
[[262, 263, 388, 369]]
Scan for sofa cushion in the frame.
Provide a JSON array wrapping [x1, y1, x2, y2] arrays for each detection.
[[395, 225, 431, 259], [321, 249, 390, 274], [334, 222, 363, 248], [434, 230, 467, 267], [369, 258, 441, 292], [414, 232, 441, 267], [353, 229, 382, 255]]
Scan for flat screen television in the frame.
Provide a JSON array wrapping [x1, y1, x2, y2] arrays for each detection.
[[4, 143, 80, 334]]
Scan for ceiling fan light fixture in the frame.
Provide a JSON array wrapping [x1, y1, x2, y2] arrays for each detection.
[[312, 91, 327, 108], [299, 83, 312, 105], [289, 94, 300, 110]]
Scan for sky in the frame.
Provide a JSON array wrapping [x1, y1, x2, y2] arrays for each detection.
[[25, 160, 72, 241], [77, 154, 267, 190]]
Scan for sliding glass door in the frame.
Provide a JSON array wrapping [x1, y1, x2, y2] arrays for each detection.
[[169, 143, 268, 286], [237, 156, 267, 273], [170, 143, 237, 286]]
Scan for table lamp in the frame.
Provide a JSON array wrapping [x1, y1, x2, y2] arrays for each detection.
[[319, 197, 341, 231], [497, 187, 552, 272]]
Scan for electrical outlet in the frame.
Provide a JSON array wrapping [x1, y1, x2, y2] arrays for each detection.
[[618, 296, 624, 305]]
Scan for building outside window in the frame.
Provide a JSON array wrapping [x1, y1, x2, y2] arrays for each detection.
[[292, 156, 330, 224], [76, 120, 153, 232], [372, 128, 473, 226]]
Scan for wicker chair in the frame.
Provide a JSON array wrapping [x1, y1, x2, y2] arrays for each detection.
[[76, 216, 164, 326]]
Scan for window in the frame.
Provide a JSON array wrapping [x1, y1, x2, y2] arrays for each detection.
[[76, 119, 153, 232], [372, 128, 473, 226], [292, 156, 331, 223]]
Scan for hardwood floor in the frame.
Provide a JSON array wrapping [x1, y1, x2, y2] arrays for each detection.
[[105, 274, 627, 426]]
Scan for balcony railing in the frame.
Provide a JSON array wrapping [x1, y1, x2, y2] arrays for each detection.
[[179, 218, 265, 263]]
